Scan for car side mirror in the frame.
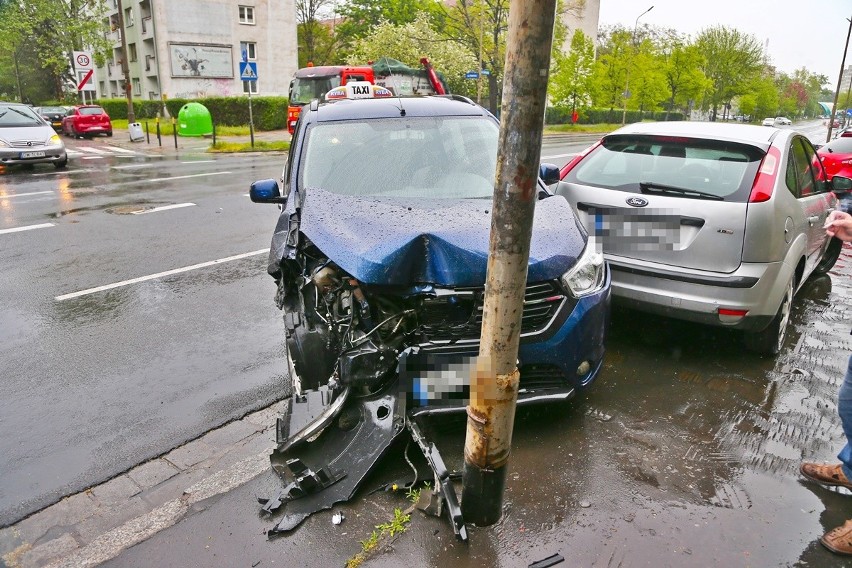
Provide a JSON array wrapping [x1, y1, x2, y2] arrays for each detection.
[[831, 175, 852, 194], [250, 179, 286, 204], [539, 163, 560, 185]]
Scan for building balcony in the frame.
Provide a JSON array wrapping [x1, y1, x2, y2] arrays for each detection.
[[141, 16, 152, 35]]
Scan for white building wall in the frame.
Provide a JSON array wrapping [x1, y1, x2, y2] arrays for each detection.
[[93, 0, 297, 104], [560, 0, 601, 51]]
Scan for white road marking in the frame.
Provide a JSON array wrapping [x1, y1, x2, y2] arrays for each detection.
[[0, 190, 54, 199], [55, 248, 269, 301], [105, 145, 137, 154], [138, 171, 233, 183], [81, 156, 104, 160], [111, 164, 156, 170], [0, 223, 55, 235], [76, 147, 109, 155], [181, 160, 215, 164], [32, 169, 95, 176], [540, 153, 576, 160], [130, 202, 196, 215]]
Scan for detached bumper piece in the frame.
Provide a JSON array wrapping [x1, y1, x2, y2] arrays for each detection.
[[259, 380, 470, 541], [262, 382, 407, 537]]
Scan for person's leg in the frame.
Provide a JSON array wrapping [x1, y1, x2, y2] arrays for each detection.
[[801, 355, 852, 488], [836, 355, 852, 479]]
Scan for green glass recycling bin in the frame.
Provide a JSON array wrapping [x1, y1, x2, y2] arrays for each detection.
[[177, 102, 213, 137]]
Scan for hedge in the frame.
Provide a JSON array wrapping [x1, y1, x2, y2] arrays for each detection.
[[546, 106, 685, 125], [95, 96, 288, 131]]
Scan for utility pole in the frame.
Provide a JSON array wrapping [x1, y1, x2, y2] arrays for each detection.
[[827, 15, 851, 143], [460, 0, 557, 526], [116, 0, 135, 123]]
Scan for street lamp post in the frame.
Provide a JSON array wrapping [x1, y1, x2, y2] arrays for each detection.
[[621, 5, 653, 125]]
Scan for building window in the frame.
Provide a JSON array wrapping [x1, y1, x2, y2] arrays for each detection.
[[243, 80, 258, 94], [124, 7, 134, 26], [238, 5, 255, 25], [239, 41, 256, 61], [132, 78, 141, 96], [128, 43, 137, 62]]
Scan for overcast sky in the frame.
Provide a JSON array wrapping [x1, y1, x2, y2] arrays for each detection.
[[598, 0, 851, 88]]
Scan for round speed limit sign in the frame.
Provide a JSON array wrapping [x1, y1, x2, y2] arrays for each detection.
[[76, 54, 90, 67]]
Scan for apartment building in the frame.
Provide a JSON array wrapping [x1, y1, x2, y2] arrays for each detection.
[[93, 0, 297, 102]]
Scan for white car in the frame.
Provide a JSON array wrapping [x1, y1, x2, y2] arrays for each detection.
[[774, 116, 792, 126], [762, 117, 775, 126]]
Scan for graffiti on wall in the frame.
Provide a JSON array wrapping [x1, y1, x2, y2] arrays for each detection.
[[169, 43, 233, 78]]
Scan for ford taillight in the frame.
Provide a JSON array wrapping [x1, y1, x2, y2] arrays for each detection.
[[748, 146, 781, 203]]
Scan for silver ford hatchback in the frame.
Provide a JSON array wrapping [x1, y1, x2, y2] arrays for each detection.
[[556, 121, 852, 355]]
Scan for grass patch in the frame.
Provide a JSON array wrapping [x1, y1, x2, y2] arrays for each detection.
[[207, 140, 290, 153], [544, 123, 622, 134], [346, 507, 413, 568], [112, 120, 253, 137]]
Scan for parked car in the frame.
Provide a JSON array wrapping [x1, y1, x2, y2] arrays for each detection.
[[774, 116, 792, 126], [557, 121, 852, 355], [762, 117, 776, 126], [62, 105, 112, 138], [0, 101, 68, 169], [34, 106, 67, 131], [818, 136, 852, 213]]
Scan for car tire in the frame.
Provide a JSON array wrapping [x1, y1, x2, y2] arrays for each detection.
[[813, 237, 842, 275], [106, 130, 113, 137], [54, 158, 67, 169], [744, 277, 795, 355]]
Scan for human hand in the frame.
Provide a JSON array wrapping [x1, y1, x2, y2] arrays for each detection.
[[825, 210, 852, 242]]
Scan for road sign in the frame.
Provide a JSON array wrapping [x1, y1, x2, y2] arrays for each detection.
[[73, 51, 93, 70], [481, 69, 491, 76], [77, 69, 96, 92], [465, 71, 479, 79], [240, 61, 258, 81]]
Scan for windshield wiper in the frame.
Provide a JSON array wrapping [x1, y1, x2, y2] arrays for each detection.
[[639, 181, 723, 201]]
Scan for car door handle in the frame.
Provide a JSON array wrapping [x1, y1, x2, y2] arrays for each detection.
[[808, 215, 820, 225]]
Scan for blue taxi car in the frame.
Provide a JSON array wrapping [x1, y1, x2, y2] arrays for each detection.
[[250, 85, 611, 538], [250, 87, 610, 409]]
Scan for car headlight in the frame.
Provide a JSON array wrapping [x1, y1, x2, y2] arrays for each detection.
[[560, 241, 606, 298], [48, 134, 62, 145]]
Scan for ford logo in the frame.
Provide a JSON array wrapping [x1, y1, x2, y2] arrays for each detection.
[[626, 197, 648, 207]]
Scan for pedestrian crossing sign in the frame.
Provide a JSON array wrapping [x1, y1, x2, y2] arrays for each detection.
[[240, 62, 258, 81]]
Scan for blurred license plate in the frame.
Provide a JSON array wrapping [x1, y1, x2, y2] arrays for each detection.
[[20, 151, 45, 159], [52, 121, 62, 127], [399, 350, 475, 406], [592, 207, 681, 250]]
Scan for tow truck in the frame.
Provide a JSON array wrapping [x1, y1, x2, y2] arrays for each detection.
[[286, 57, 448, 134]]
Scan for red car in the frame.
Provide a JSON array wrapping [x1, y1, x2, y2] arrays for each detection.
[[818, 137, 852, 180], [62, 105, 112, 138]]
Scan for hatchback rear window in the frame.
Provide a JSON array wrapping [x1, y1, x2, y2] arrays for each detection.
[[565, 134, 765, 202], [79, 107, 105, 116]]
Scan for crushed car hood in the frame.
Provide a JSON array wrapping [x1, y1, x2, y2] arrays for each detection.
[[284, 187, 586, 286]]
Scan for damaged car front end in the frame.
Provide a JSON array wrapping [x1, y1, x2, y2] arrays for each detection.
[[251, 95, 611, 539]]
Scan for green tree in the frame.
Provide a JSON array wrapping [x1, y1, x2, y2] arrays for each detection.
[[592, 26, 631, 113], [0, 0, 110, 102], [296, 0, 339, 66], [549, 29, 595, 115], [660, 39, 709, 119], [346, 14, 477, 96], [336, 0, 444, 49], [695, 26, 764, 120], [629, 37, 668, 117]]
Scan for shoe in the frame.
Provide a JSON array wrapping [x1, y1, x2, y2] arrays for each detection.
[[821, 520, 852, 556], [800, 462, 852, 490]]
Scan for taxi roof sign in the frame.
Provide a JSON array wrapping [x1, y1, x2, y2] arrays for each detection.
[[325, 81, 394, 101]]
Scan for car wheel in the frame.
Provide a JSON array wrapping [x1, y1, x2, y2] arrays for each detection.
[[813, 237, 842, 275], [106, 130, 113, 137], [744, 277, 795, 355], [54, 158, 67, 169]]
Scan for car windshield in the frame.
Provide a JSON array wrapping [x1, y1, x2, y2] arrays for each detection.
[[565, 134, 765, 202], [291, 76, 342, 105], [301, 115, 499, 199], [40, 106, 66, 114], [79, 107, 104, 116], [0, 104, 44, 127]]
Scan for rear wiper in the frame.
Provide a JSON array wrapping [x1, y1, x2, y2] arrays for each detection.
[[639, 181, 723, 201]]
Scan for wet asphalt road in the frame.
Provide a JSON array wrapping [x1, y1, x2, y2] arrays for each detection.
[[103, 121, 852, 567], [0, 139, 288, 525]]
